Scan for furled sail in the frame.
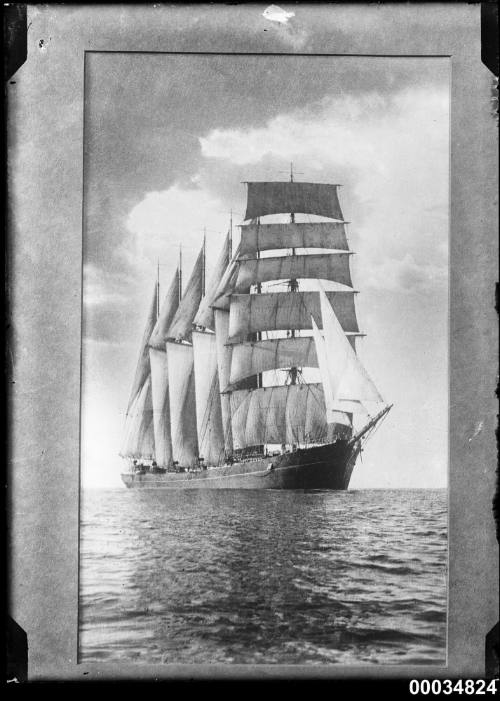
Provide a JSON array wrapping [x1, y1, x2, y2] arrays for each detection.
[[312, 287, 384, 421], [167, 246, 204, 342], [238, 222, 349, 258], [230, 384, 337, 448], [192, 330, 225, 465], [233, 253, 353, 293], [166, 341, 199, 467], [193, 232, 231, 330], [244, 181, 344, 221], [120, 375, 155, 459], [227, 290, 359, 343], [125, 283, 158, 413], [214, 308, 233, 454], [228, 337, 318, 389]]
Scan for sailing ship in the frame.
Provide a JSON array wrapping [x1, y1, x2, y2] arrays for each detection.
[[119, 171, 391, 489]]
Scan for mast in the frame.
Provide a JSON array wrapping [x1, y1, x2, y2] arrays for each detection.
[[147, 268, 181, 468], [224, 174, 357, 452], [179, 244, 183, 302], [191, 231, 231, 465], [165, 246, 204, 467], [287, 162, 301, 385], [202, 228, 206, 298], [156, 260, 160, 319], [124, 282, 159, 415], [255, 216, 262, 390]]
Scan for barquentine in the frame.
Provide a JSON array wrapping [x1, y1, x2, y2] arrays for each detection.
[[120, 171, 391, 489]]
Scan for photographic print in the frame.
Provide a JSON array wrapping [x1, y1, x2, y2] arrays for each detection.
[[7, 4, 497, 682], [79, 51, 449, 665]]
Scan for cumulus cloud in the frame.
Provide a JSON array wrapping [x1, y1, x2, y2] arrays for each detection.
[[200, 86, 449, 293], [126, 185, 231, 275]]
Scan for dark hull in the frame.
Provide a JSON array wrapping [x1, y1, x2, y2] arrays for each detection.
[[121, 440, 361, 490]]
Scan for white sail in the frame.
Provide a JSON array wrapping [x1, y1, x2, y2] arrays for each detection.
[[312, 287, 384, 423], [146, 270, 181, 467], [125, 283, 158, 413], [214, 308, 233, 455], [193, 233, 231, 330], [211, 244, 242, 311], [120, 375, 155, 459], [234, 252, 353, 293], [148, 347, 173, 467], [119, 392, 139, 458], [192, 330, 225, 466], [227, 337, 316, 389], [311, 317, 352, 427], [167, 246, 204, 342], [227, 290, 359, 342], [320, 287, 383, 405], [244, 181, 344, 221], [166, 341, 199, 467], [230, 384, 338, 448], [239, 221, 349, 258], [149, 269, 180, 350]]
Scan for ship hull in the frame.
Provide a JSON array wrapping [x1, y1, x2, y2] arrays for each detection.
[[121, 440, 361, 490]]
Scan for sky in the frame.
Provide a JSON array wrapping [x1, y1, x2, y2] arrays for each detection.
[[81, 52, 449, 489]]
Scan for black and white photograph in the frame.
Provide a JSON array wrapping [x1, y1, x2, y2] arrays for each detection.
[[6, 3, 498, 682], [79, 47, 449, 664]]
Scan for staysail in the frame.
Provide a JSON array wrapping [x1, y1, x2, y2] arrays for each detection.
[[312, 287, 384, 424]]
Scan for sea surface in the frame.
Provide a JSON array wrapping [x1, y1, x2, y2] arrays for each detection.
[[79, 488, 447, 665]]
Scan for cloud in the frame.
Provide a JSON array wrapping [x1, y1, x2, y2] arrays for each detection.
[[358, 253, 448, 293], [83, 263, 130, 308], [200, 86, 449, 292], [126, 184, 231, 275], [83, 263, 144, 344]]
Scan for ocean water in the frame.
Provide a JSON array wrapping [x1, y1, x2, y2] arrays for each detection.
[[79, 488, 447, 665]]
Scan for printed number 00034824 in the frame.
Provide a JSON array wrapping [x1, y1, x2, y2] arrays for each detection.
[[409, 679, 498, 695]]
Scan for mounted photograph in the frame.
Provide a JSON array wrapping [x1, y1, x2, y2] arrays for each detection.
[[79, 52, 449, 665]]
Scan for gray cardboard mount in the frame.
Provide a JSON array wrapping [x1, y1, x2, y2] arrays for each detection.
[[7, 4, 498, 680]]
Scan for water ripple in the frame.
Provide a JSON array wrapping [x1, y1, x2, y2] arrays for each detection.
[[79, 488, 447, 665]]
